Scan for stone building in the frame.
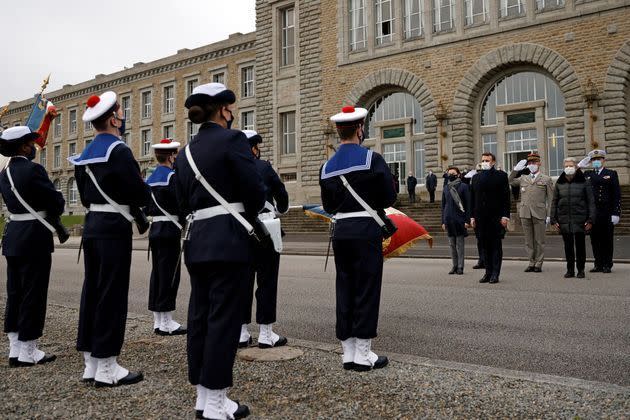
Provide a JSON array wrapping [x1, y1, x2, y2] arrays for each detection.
[[3, 0, 630, 210]]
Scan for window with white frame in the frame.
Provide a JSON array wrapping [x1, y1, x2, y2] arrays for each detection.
[[40, 148, 47, 168], [281, 7, 295, 66], [414, 141, 425, 181], [54, 114, 62, 138], [163, 125, 174, 140], [120, 133, 129, 145], [482, 133, 498, 156], [365, 92, 424, 138], [188, 121, 199, 142], [163, 85, 175, 114], [536, 0, 564, 10], [141, 129, 152, 156], [465, 0, 488, 25], [187, 79, 199, 96], [141, 91, 152, 119], [212, 73, 225, 84], [68, 142, 77, 158], [433, 0, 455, 32], [349, 0, 367, 51], [121, 95, 131, 121], [499, 0, 525, 17], [241, 66, 254, 98], [404, 0, 424, 38], [281, 112, 296, 155], [68, 178, 78, 205], [84, 118, 92, 132], [85, 138, 92, 148], [53, 145, 61, 168], [375, 0, 394, 45], [241, 110, 255, 131], [69, 109, 77, 134]]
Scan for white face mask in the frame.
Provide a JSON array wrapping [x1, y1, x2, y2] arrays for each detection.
[[527, 164, 539, 174], [564, 166, 576, 176], [480, 162, 492, 171]]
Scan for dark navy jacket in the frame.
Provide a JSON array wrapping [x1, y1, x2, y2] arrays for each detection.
[[71, 133, 151, 239], [256, 159, 289, 214], [471, 167, 511, 238], [441, 180, 471, 237], [144, 165, 182, 240], [174, 122, 266, 264], [583, 167, 621, 223], [319, 144, 397, 240], [0, 156, 65, 256]]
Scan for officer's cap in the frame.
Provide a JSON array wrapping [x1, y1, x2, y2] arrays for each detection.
[[242, 130, 262, 148], [185, 83, 236, 109], [152, 138, 181, 151], [330, 106, 368, 126], [82, 91, 118, 122], [526, 153, 541, 162], [588, 149, 606, 160]]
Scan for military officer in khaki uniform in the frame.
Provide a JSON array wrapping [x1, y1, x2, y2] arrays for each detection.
[[509, 153, 554, 272]]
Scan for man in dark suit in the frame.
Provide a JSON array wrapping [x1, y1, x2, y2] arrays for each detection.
[[176, 83, 264, 419], [470, 152, 511, 284], [426, 170, 438, 203], [0, 126, 65, 367], [406, 171, 418, 204], [579, 150, 622, 273]]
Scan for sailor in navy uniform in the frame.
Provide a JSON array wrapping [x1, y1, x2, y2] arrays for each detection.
[[239, 130, 289, 349], [69, 91, 150, 387], [176, 83, 263, 419], [145, 138, 187, 336], [578, 149, 622, 273], [319, 106, 397, 372], [0, 126, 64, 367]]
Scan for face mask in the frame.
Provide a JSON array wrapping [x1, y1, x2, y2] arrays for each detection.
[[26, 144, 36, 161], [592, 160, 602, 169], [448, 174, 458, 181], [118, 118, 126, 136], [527, 164, 539, 174], [564, 166, 576, 176], [480, 162, 491, 170], [224, 108, 234, 129]]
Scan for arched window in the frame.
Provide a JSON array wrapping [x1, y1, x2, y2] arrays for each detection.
[[366, 92, 424, 138], [479, 71, 566, 176], [67, 178, 78, 205]]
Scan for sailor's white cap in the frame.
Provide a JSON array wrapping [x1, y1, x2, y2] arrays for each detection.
[[330, 106, 368, 125], [82, 91, 118, 122], [151, 138, 181, 150]]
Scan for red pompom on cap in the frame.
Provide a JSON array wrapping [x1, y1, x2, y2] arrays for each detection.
[[160, 138, 171, 144], [86, 95, 100, 108], [342, 106, 355, 113]]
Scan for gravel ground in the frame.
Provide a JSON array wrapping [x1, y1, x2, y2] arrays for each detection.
[[1, 304, 628, 419]]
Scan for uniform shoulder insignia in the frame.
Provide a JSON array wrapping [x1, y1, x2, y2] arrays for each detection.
[[603, 175, 611, 179]]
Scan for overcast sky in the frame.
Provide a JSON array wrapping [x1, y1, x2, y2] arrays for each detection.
[[1, 0, 256, 106]]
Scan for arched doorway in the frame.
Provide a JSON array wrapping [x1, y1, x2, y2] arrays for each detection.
[[479, 70, 566, 176]]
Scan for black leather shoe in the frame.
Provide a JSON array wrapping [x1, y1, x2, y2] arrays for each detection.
[[456, 269, 464, 275], [8, 357, 19, 368], [94, 371, 144, 388], [195, 410, 203, 419], [448, 267, 457, 275], [489, 277, 499, 284], [238, 337, 253, 348], [564, 271, 575, 278], [473, 263, 485, 270], [81, 378, 95, 384], [343, 362, 357, 370], [258, 336, 288, 349], [153, 328, 159, 335], [576, 271, 585, 278], [233, 403, 250, 419], [590, 266, 602, 273], [479, 275, 489, 283], [524, 266, 535, 272], [14, 353, 56, 367], [351, 356, 389, 372], [533, 267, 542, 273], [602, 267, 612, 273], [156, 326, 187, 336]]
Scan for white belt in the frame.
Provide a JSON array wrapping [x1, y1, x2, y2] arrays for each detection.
[[193, 203, 245, 221], [152, 215, 177, 223], [334, 211, 372, 220], [9, 211, 47, 221], [90, 204, 131, 213]]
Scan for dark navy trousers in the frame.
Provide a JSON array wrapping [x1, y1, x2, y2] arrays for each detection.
[[148, 238, 181, 312], [242, 238, 280, 325]]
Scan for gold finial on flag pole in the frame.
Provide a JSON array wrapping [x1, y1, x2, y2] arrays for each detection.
[[41, 74, 51, 95]]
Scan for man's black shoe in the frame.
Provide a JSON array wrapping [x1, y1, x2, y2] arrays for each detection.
[[489, 277, 499, 284], [576, 271, 585, 278], [473, 263, 485, 270], [94, 371, 144, 388], [590, 266, 602, 273], [456, 269, 464, 275], [351, 356, 388, 372], [479, 275, 489, 283], [238, 337, 253, 348], [602, 267, 612, 273], [533, 267, 542, 273], [14, 353, 56, 367], [524, 266, 535, 272], [564, 271, 575, 278], [448, 267, 457, 275]]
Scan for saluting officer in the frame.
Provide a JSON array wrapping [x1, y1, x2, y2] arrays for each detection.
[[70, 91, 150, 387], [239, 130, 289, 349], [0, 126, 64, 367], [578, 150, 622, 273], [319, 106, 397, 371], [508, 153, 554, 272], [176, 83, 264, 420], [145, 138, 186, 336]]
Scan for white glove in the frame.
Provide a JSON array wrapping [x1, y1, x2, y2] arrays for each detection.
[[611, 215, 620, 225], [513, 159, 527, 172], [577, 156, 590, 168], [545, 217, 550, 226], [464, 169, 477, 179]]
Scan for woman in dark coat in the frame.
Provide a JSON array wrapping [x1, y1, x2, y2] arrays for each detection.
[[551, 158, 595, 278], [441, 166, 471, 274]]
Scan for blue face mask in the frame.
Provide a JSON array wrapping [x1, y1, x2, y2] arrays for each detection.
[[117, 117, 126, 137], [592, 160, 603, 169], [26, 144, 36, 161]]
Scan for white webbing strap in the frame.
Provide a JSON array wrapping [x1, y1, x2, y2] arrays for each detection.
[[338, 174, 386, 228], [85, 165, 134, 222], [263, 201, 276, 213], [150, 191, 182, 230], [5, 159, 55, 233], [184, 145, 255, 235]]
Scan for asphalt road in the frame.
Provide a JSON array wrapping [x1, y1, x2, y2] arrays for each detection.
[[1, 250, 628, 386]]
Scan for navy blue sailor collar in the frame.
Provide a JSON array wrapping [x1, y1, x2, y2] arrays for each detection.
[[320, 143, 373, 180], [146, 165, 175, 187], [68, 133, 125, 166]]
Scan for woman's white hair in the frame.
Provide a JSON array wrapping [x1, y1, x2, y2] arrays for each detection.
[[564, 157, 577, 164]]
